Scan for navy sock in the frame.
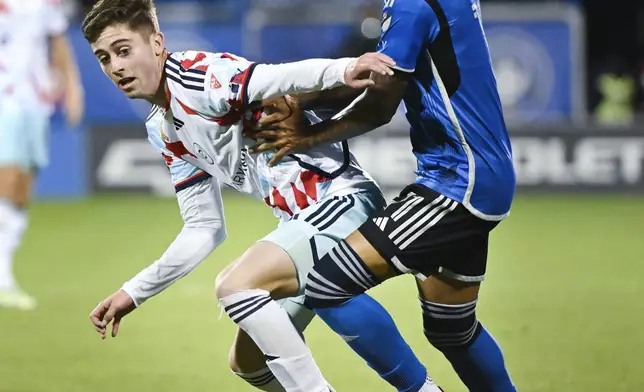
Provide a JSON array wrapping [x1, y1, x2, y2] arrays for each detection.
[[421, 296, 515, 392], [441, 325, 516, 392], [315, 294, 428, 392]]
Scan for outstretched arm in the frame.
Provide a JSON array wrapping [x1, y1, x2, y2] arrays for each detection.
[[89, 176, 226, 339], [120, 177, 226, 306], [243, 53, 395, 106]]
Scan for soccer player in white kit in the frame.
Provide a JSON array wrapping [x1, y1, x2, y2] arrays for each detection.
[[0, 0, 84, 310], [83, 1, 443, 392]]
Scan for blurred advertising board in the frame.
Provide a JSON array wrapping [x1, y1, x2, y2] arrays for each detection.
[[89, 122, 644, 196], [349, 123, 644, 195], [89, 124, 175, 197]]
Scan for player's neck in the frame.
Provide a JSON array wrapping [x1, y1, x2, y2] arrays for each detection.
[[147, 51, 171, 109]]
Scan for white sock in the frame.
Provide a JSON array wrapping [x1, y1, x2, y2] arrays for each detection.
[[220, 289, 331, 392], [235, 368, 286, 392], [0, 201, 27, 291], [417, 375, 443, 392]]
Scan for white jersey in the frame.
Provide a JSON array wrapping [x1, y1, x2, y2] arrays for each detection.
[[121, 50, 383, 306], [145, 51, 377, 221], [0, 0, 68, 112]]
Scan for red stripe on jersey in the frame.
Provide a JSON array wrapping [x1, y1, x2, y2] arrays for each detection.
[[291, 183, 310, 210], [265, 188, 293, 216], [161, 153, 174, 166], [229, 66, 255, 108], [220, 53, 238, 61], [180, 52, 207, 71], [174, 171, 208, 189], [300, 170, 328, 201], [165, 140, 196, 159], [176, 97, 242, 126], [176, 97, 199, 115]]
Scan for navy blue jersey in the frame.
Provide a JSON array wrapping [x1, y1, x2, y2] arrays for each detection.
[[377, 0, 515, 220]]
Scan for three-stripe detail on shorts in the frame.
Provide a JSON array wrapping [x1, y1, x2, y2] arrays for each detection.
[[374, 192, 459, 250], [304, 195, 356, 231]]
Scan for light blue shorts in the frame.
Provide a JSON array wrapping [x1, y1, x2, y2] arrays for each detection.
[[0, 105, 51, 171], [261, 187, 386, 331]]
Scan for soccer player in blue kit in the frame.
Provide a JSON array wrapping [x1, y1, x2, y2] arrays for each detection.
[[249, 0, 518, 390]]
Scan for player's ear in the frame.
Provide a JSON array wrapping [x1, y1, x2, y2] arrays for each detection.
[[153, 32, 165, 56]]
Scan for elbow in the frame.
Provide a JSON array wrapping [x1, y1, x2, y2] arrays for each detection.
[[183, 220, 227, 245]]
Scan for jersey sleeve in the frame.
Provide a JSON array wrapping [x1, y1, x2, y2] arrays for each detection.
[[165, 51, 255, 117], [43, 0, 69, 36], [120, 176, 227, 306], [376, 0, 438, 73], [120, 139, 227, 306], [166, 51, 353, 117]]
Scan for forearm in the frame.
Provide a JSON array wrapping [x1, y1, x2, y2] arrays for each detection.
[[246, 57, 354, 103], [120, 226, 225, 306], [120, 178, 226, 306], [305, 72, 408, 145], [307, 90, 392, 145], [297, 86, 364, 111]]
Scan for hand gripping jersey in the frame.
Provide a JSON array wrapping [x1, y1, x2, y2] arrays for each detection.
[[146, 51, 378, 221], [0, 0, 68, 111]]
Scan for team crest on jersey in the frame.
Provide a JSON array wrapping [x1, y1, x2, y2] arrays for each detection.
[[210, 73, 221, 89], [193, 142, 215, 165]]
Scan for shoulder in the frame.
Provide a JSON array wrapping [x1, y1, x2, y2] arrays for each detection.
[[165, 51, 254, 115]]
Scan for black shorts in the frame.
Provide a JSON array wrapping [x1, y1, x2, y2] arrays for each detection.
[[359, 184, 499, 282]]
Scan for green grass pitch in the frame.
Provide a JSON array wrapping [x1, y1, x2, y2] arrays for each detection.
[[1, 193, 643, 391]]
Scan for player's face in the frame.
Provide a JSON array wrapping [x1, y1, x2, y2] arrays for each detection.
[[91, 24, 165, 99]]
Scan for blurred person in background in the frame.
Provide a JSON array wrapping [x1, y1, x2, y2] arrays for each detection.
[[0, 0, 83, 310]]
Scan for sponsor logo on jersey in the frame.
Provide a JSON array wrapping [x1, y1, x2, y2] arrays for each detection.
[[231, 148, 248, 187]]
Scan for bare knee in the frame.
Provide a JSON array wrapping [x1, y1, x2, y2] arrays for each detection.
[[228, 329, 268, 374], [0, 167, 24, 205], [214, 241, 300, 301], [417, 275, 480, 305], [215, 261, 252, 300]]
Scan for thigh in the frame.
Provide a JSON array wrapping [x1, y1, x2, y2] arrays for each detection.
[[416, 275, 480, 305], [0, 167, 22, 201], [215, 241, 300, 300], [358, 183, 499, 283], [262, 190, 385, 293], [15, 170, 34, 207]]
